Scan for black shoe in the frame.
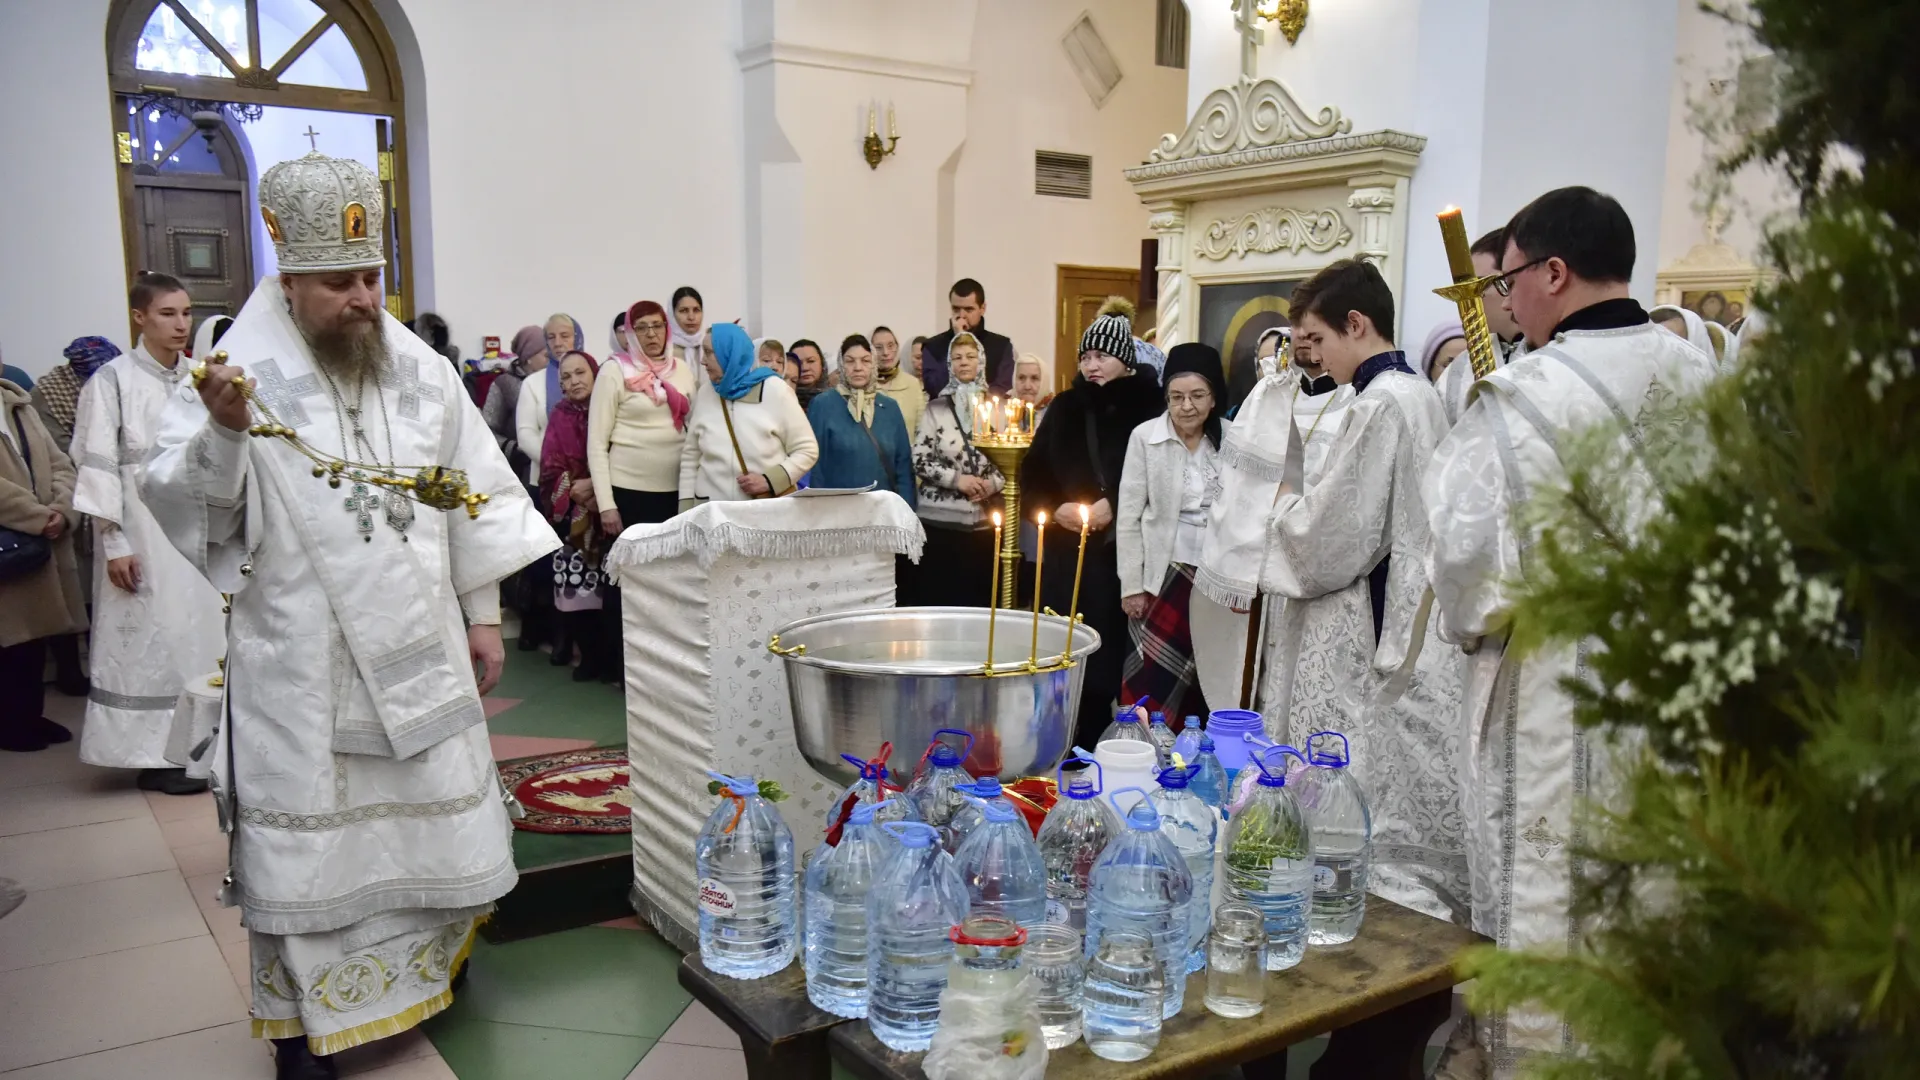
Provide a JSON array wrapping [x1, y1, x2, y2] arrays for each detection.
[[137, 768, 209, 795], [272, 1036, 339, 1080], [0, 725, 49, 753], [516, 634, 540, 652], [31, 718, 72, 744]]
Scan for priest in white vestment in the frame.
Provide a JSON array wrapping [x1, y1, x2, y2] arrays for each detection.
[[1423, 188, 1716, 1075], [1233, 260, 1467, 923], [71, 272, 225, 792], [1435, 228, 1528, 427], [142, 151, 559, 1076]]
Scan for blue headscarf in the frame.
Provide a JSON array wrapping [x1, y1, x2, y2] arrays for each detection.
[[711, 323, 778, 401], [63, 336, 122, 379]]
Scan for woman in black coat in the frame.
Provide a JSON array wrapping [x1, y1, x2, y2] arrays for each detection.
[[1020, 313, 1164, 746]]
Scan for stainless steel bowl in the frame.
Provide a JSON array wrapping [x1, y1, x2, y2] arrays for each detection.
[[770, 606, 1102, 784]]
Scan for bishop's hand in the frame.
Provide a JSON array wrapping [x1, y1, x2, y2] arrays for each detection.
[[195, 362, 253, 433]]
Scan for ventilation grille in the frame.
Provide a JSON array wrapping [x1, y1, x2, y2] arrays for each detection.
[[1062, 13, 1122, 107], [1155, 0, 1189, 69], [1036, 151, 1093, 199]]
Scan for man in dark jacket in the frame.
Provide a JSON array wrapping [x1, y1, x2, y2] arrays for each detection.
[[921, 278, 1016, 397]]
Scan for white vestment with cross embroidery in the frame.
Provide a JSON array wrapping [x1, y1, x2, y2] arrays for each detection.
[[1423, 323, 1715, 1074], [141, 276, 559, 1052]]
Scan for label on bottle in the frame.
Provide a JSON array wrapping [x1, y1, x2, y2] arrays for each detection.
[[697, 877, 737, 917], [1313, 865, 1336, 891], [1045, 899, 1069, 926]]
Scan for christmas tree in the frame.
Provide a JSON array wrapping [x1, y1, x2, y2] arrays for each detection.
[[1458, 0, 1920, 1075]]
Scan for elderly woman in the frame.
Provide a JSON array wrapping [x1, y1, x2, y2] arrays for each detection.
[[591, 300, 694, 534], [485, 326, 546, 478], [1, 376, 88, 751], [872, 325, 927, 440], [1419, 321, 1468, 384], [1117, 343, 1232, 720], [540, 351, 620, 682], [911, 331, 1003, 606], [516, 313, 584, 486], [1021, 312, 1164, 745], [680, 324, 818, 508], [808, 334, 916, 505]]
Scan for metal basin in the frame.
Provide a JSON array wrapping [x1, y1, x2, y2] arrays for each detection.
[[770, 606, 1102, 784]]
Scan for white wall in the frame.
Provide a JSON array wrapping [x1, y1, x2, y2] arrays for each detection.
[[0, 0, 130, 378]]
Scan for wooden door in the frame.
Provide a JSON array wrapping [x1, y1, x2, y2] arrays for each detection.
[[122, 98, 254, 337], [1054, 265, 1141, 391]]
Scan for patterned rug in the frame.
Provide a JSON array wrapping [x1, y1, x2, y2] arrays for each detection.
[[499, 747, 633, 834]]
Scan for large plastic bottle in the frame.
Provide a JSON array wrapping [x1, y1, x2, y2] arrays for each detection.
[[1187, 732, 1230, 815], [1035, 756, 1120, 933], [696, 770, 796, 979], [1085, 787, 1194, 1019], [1149, 765, 1218, 974], [905, 729, 976, 842], [1219, 747, 1312, 970], [944, 776, 1018, 853], [823, 749, 915, 841], [866, 821, 970, 1052], [1097, 703, 1151, 746], [1145, 712, 1177, 768], [952, 793, 1049, 929], [803, 798, 900, 1016], [1295, 731, 1372, 945]]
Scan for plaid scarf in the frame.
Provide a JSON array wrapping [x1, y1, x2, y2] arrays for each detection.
[[34, 363, 85, 440]]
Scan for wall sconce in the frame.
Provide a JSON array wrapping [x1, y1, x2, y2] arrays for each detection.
[[863, 102, 899, 169], [1256, 0, 1309, 44]]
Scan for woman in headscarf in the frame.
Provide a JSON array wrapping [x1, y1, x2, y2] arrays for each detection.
[[678, 324, 818, 508], [911, 330, 1003, 606], [33, 336, 122, 452], [518, 313, 585, 487], [591, 300, 694, 534], [539, 351, 619, 682], [668, 287, 707, 373], [484, 325, 547, 479], [1116, 343, 1233, 720], [1651, 304, 1716, 360], [1419, 320, 1468, 384], [807, 334, 915, 505], [1021, 312, 1164, 745], [1, 375, 88, 751]]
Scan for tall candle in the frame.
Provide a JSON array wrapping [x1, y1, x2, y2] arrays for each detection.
[[1438, 206, 1475, 281], [887, 103, 897, 139], [867, 104, 878, 138], [985, 510, 1002, 672], [1066, 503, 1091, 657], [1029, 511, 1046, 669]]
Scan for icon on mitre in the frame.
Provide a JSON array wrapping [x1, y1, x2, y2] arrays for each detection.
[[343, 201, 369, 242]]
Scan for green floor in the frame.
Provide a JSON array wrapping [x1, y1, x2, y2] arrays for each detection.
[[496, 636, 631, 869]]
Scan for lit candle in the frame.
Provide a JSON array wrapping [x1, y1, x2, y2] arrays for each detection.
[[1029, 510, 1046, 670], [1025, 400, 1034, 433], [1438, 205, 1475, 282], [1066, 503, 1091, 652], [985, 510, 1002, 672]]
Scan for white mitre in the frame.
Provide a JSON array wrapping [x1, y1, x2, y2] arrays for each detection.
[[257, 150, 386, 274]]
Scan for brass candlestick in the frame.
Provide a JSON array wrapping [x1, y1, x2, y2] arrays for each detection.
[[1433, 207, 1503, 380], [974, 419, 1033, 611]]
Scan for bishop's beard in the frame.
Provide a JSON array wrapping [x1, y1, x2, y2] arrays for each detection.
[[298, 309, 388, 384]]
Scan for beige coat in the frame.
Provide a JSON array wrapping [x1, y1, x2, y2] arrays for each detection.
[[0, 380, 87, 647]]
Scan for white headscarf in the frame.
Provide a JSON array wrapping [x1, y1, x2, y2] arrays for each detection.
[[1727, 308, 1768, 368], [1650, 305, 1716, 361]]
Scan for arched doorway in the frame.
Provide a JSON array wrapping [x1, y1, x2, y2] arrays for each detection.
[[123, 99, 256, 334], [104, 0, 414, 322]]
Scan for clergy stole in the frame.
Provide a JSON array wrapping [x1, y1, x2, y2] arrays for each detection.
[[1196, 373, 1304, 611]]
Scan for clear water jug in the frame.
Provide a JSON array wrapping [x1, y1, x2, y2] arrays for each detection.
[[953, 792, 1048, 929], [1149, 764, 1217, 974], [905, 729, 976, 844], [1188, 732, 1229, 814], [824, 746, 915, 846], [944, 776, 1018, 854], [1035, 755, 1120, 933], [1297, 731, 1372, 945], [1219, 746, 1312, 970], [802, 798, 898, 1016], [696, 770, 796, 979], [1084, 788, 1193, 1019], [1145, 712, 1176, 768], [866, 821, 969, 1052]]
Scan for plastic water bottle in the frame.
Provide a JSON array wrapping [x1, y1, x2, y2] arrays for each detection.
[[696, 770, 796, 979], [952, 793, 1048, 929], [823, 750, 915, 837], [1188, 733, 1229, 815], [867, 821, 969, 1052], [905, 729, 976, 842], [1085, 788, 1193, 1019], [1219, 747, 1312, 970], [1098, 704, 1151, 746], [1082, 928, 1164, 1061], [1297, 731, 1372, 945], [1149, 765, 1217, 974], [944, 777, 1017, 854], [803, 799, 899, 1016], [1035, 756, 1120, 933], [1145, 712, 1176, 768]]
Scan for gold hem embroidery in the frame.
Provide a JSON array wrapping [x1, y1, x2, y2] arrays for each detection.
[[251, 919, 482, 1055]]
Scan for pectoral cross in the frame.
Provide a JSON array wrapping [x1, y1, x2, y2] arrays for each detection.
[[1233, 0, 1265, 80], [303, 126, 321, 152], [344, 478, 378, 540]]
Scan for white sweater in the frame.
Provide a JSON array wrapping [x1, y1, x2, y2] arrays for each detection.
[[677, 377, 819, 507], [514, 374, 547, 483]]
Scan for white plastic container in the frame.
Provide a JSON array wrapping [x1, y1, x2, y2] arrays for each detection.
[[1090, 741, 1160, 816]]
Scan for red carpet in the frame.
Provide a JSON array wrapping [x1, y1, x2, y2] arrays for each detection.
[[499, 747, 633, 834]]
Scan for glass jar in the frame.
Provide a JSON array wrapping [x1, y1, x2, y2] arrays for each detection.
[[1081, 928, 1163, 1061], [1021, 922, 1085, 1049], [1204, 902, 1268, 1019]]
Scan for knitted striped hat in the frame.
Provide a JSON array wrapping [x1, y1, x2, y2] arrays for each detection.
[[1079, 313, 1136, 368]]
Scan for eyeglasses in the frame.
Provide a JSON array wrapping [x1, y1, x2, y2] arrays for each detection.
[[1490, 257, 1550, 297], [1167, 390, 1214, 409]]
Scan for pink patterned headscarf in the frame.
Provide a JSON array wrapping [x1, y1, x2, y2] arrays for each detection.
[[612, 300, 690, 431]]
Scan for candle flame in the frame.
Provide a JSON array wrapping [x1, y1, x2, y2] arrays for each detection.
[[1077, 503, 1088, 528], [1037, 510, 1048, 526], [991, 509, 1001, 526], [1440, 204, 1459, 215]]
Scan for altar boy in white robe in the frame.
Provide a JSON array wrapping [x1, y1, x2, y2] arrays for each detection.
[[1260, 260, 1467, 923], [143, 150, 558, 1078], [1423, 187, 1716, 1074], [70, 272, 226, 792]]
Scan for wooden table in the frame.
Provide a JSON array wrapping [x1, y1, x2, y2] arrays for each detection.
[[677, 954, 847, 1080], [829, 896, 1487, 1080]]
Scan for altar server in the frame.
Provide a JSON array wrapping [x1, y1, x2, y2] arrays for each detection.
[[143, 150, 558, 1076], [1237, 258, 1468, 924], [1423, 186, 1716, 1069], [70, 272, 225, 793]]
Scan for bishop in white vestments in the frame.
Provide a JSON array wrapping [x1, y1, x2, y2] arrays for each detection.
[[1423, 188, 1716, 1074], [1246, 261, 1467, 923], [142, 151, 558, 1075], [71, 276, 225, 790]]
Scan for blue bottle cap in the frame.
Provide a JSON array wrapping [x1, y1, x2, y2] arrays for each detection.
[[1114, 790, 1161, 831], [1114, 705, 1141, 724], [1307, 731, 1351, 768], [1056, 755, 1103, 799], [704, 770, 758, 797], [970, 797, 1019, 824], [1149, 711, 1168, 726], [1157, 765, 1194, 789], [927, 728, 974, 768], [1198, 731, 1216, 751], [957, 777, 1003, 799]]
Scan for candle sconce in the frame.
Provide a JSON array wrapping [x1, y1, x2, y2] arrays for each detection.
[[863, 102, 900, 169]]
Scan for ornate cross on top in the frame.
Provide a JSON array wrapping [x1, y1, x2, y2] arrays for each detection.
[[303, 126, 321, 152], [1233, 0, 1266, 81]]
